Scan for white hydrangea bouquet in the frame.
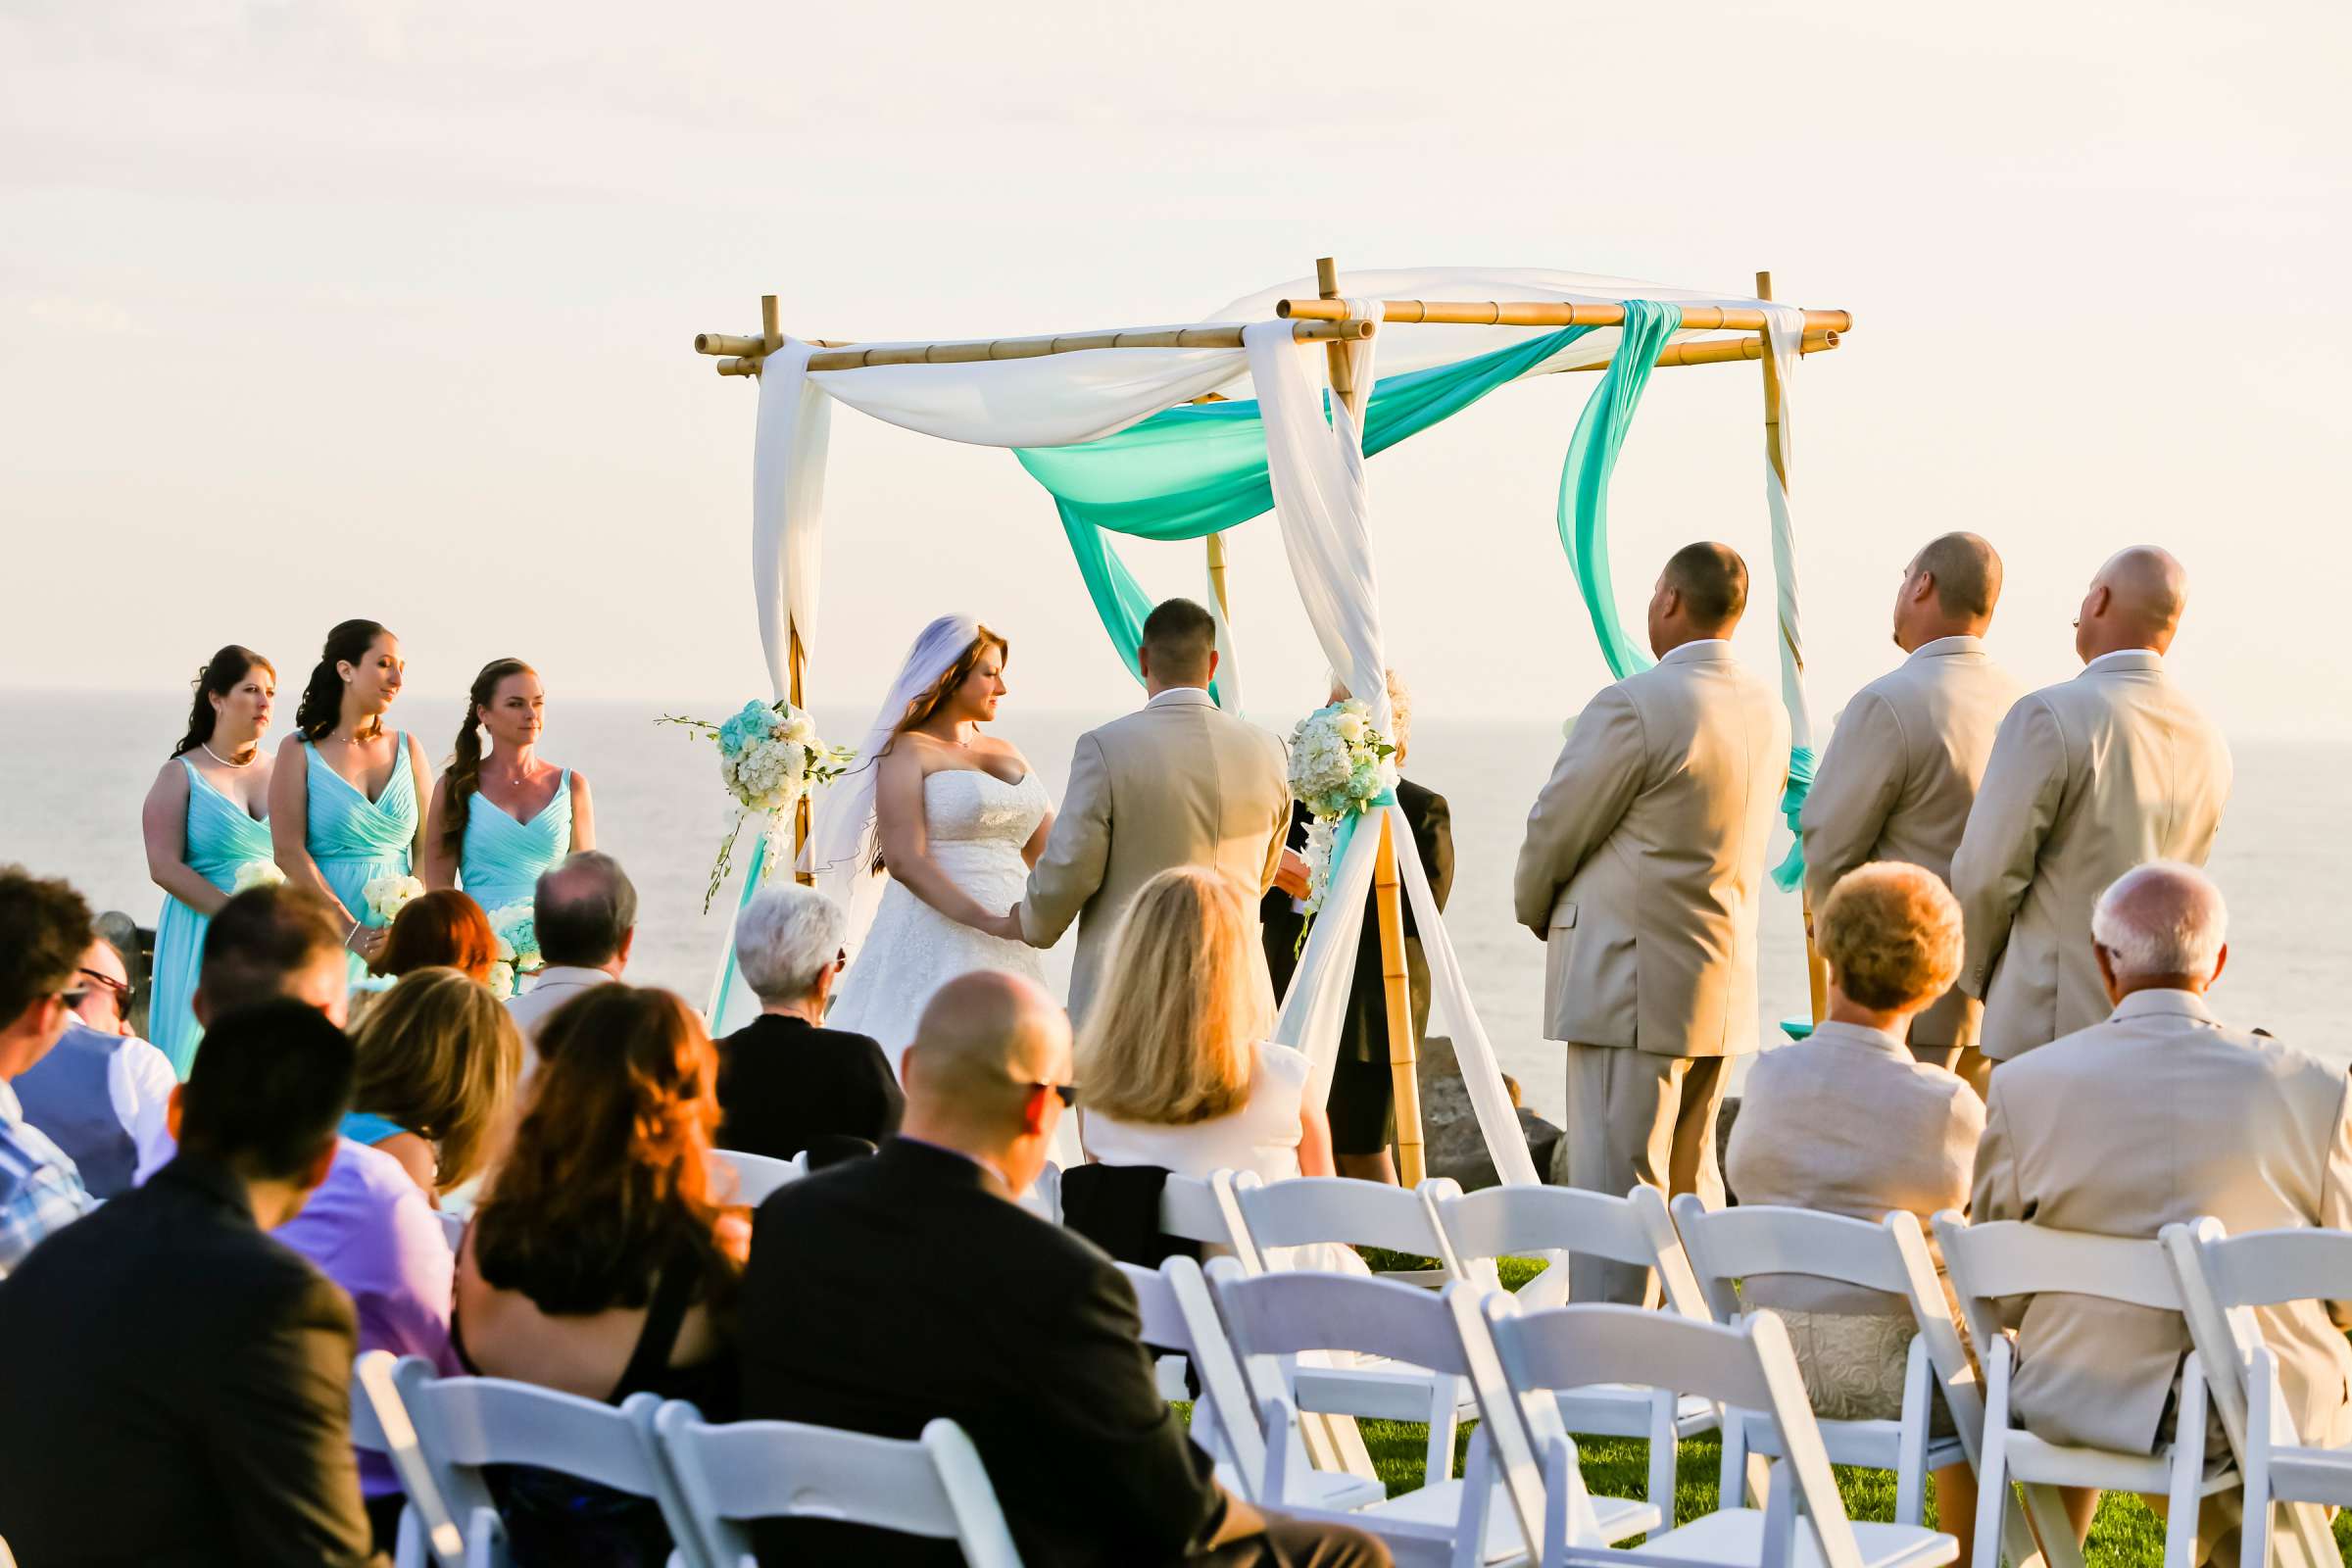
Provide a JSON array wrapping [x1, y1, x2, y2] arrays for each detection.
[[362, 873, 426, 926], [1286, 698, 1398, 916], [486, 902, 542, 1000], [659, 699, 855, 912], [230, 859, 285, 895]]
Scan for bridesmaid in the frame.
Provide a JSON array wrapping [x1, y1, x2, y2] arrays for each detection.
[[139, 646, 279, 1077], [421, 659, 594, 918], [270, 619, 430, 979]]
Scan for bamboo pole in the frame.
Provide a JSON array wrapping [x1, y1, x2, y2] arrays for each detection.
[[1205, 530, 1231, 618], [789, 623, 812, 889], [760, 295, 781, 355], [714, 317, 1374, 376], [1280, 295, 1852, 334]]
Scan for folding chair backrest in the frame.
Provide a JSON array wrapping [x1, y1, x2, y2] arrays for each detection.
[[655, 1405, 1022, 1568], [1934, 1213, 2182, 1359], [1438, 1183, 1703, 1314], [351, 1352, 466, 1568], [1230, 1173, 1457, 1262], [709, 1147, 806, 1207], [1160, 1174, 1241, 1250], [1209, 1262, 1476, 1376], [1671, 1198, 1912, 1323], [1119, 1260, 1192, 1352], [2192, 1225, 2352, 1310], [1130, 1256, 1270, 1491]]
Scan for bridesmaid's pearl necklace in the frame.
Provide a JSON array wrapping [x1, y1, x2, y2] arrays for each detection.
[[201, 741, 258, 768]]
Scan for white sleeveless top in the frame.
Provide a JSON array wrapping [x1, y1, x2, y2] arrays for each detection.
[[1080, 1040, 1310, 1183]]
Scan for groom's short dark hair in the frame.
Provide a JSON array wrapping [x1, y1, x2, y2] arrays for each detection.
[[1142, 598, 1217, 680]]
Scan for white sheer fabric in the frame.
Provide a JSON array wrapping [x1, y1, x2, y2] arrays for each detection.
[[750, 340, 831, 702], [1759, 305, 1816, 753], [808, 337, 1248, 448]]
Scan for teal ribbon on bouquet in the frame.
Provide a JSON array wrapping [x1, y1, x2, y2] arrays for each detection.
[[1297, 786, 1400, 958], [1555, 299, 1683, 680], [1770, 744, 1818, 892]]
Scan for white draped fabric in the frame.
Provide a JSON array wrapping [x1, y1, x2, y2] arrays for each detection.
[[750, 341, 831, 701], [1758, 305, 1816, 754], [809, 337, 1247, 449]]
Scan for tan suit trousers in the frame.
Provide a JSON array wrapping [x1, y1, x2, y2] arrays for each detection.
[[1553, 1045, 1728, 1304]]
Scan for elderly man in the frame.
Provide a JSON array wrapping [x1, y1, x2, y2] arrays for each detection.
[[1952, 547, 2232, 1061], [1515, 542, 1789, 1303], [507, 851, 635, 1049], [1801, 533, 2021, 1084], [1974, 862, 2352, 1554], [714, 883, 901, 1165], [13, 937, 178, 1194], [741, 971, 1387, 1568]]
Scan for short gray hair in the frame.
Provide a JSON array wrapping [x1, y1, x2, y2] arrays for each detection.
[[734, 883, 848, 1001], [2091, 860, 2228, 981]]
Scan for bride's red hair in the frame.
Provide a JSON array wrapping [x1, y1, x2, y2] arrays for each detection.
[[890, 625, 1008, 740]]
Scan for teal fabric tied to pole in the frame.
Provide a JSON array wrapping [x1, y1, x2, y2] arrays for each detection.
[[1019, 323, 1599, 701], [1298, 785, 1399, 956], [1554, 299, 1684, 680], [707, 830, 766, 1018], [1770, 744, 1819, 892]]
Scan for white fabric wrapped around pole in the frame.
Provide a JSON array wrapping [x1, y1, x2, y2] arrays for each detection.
[[808, 341, 1249, 449], [1759, 305, 1815, 753], [750, 340, 832, 702]]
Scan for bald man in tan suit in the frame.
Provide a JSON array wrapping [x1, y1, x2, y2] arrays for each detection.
[[1951, 547, 2232, 1063], [1801, 534, 2022, 1082], [1515, 543, 1789, 1303], [1007, 600, 1290, 1023]]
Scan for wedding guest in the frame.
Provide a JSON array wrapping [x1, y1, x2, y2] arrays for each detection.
[[1262, 668, 1451, 1184], [1726, 861, 1984, 1562], [342, 967, 522, 1200], [1800, 534, 2020, 1088], [1513, 543, 1788, 1303], [741, 970, 1386, 1567], [14, 937, 178, 1194], [1952, 547, 2231, 1063], [1010, 598, 1292, 1023], [0, 1001, 377, 1567], [141, 644, 278, 1075], [715, 883, 900, 1166], [420, 659, 595, 916], [379, 889, 499, 983], [506, 852, 635, 1051], [1085, 866, 1334, 1184], [271, 619, 429, 982], [1973, 863, 2352, 1557], [195, 883, 353, 1030], [0, 866, 98, 1275], [456, 985, 738, 1568]]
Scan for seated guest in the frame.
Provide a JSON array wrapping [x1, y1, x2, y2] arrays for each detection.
[[457, 985, 739, 1568], [342, 966, 522, 1200], [196, 882, 355, 1030], [0, 1001, 378, 1565], [15, 936, 178, 1194], [1974, 862, 2352, 1559], [380, 889, 499, 982], [1725, 860, 1983, 1560], [0, 866, 98, 1274], [506, 851, 635, 1052], [1083, 866, 1334, 1184], [742, 969, 1387, 1567], [715, 882, 901, 1167]]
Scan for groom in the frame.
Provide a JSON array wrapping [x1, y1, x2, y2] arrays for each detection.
[[996, 599, 1292, 1023]]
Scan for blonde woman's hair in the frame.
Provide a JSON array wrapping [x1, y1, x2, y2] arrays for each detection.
[[349, 965, 524, 1193], [1077, 866, 1268, 1126], [1817, 862, 1965, 1012]]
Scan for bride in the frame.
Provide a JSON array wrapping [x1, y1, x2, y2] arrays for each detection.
[[814, 614, 1053, 1075]]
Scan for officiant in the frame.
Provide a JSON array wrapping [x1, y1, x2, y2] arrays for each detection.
[[1262, 669, 1452, 1186]]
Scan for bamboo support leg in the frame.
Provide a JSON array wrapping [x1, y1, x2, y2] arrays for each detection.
[[1374, 815, 1424, 1186], [790, 624, 813, 888], [1206, 531, 1231, 618]]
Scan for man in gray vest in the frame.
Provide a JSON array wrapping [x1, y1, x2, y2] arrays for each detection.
[[16, 938, 177, 1196]]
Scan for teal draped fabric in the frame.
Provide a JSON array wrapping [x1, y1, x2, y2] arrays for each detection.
[[1019, 324, 1599, 697], [710, 831, 766, 1019], [1326, 787, 1399, 907], [1771, 744, 1819, 892], [1554, 300, 1683, 680]]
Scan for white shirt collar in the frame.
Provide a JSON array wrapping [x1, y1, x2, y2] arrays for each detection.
[[1657, 639, 1732, 667], [1145, 686, 1215, 710], [1805, 1019, 1913, 1058], [1907, 635, 1985, 661], [2110, 986, 2216, 1024], [2085, 648, 2162, 673]]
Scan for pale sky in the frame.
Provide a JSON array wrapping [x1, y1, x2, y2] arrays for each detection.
[[5, 0, 2347, 739]]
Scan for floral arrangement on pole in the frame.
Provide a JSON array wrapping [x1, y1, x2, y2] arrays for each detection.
[[1286, 698, 1398, 922], [657, 699, 854, 912]]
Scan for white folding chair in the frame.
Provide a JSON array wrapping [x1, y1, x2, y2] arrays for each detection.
[[2166, 1219, 2352, 1568], [386, 1357, 701, 1568], [706, 1147, 806, 1207], [1207, 1259, 1660, 1565], [1935, 1213, 2237, 1568], [1432, 1184, 1720, 1523], [1464, 1297, 1958, 1568], [1671, 1200, 1967, 1527], [349, 1350, 466, 1568], [653, 1403, 1022, 1568]]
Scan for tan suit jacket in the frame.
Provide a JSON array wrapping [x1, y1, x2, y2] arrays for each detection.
[[1972, 990, 2352, 1456], [1950, 651, 2232, 1061], [1800, 636, 2023, 1050], [1513, 641, 1789, 1057], [1019, 688, 1290, 1022]]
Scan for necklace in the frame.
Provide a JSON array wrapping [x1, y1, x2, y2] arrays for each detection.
[[201, 740, 258, 768]]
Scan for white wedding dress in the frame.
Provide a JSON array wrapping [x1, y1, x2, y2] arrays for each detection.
[[829, 767, 1053, 1076]]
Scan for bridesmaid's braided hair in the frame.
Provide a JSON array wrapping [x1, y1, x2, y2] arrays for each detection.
[[441, 659, 536, 861], [294, 619, 392, 743], [171, 645, 275, 759]]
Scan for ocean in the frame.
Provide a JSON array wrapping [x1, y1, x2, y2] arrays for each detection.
[[6, 690, 2345, 1122]]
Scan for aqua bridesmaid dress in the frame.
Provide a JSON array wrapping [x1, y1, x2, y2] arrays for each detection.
[[458, 769, 572, 915], [149, 757, 277, 1079], [305, 736, 418, 981]]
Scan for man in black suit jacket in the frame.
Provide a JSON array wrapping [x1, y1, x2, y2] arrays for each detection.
[[741, 971, 1386, 1568], [0, 1001, 379, 1567], [1263, 761, 1453, 1185]]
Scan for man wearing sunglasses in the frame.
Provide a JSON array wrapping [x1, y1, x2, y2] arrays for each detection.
[[14, 938, 179, 1197], [0, 866, 100, 1278]]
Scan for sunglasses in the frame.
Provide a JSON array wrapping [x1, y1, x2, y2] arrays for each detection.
[[77, 967, 132, 1002], [1022, 1081, 1080, 1107]]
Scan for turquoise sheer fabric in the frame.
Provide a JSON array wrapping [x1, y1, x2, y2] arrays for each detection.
[[339, 1110, 408, 1147], [1554, 299, 1682, 680], [149, 757, 276, 1079], [1771, 745, 1819, 892], [458, 770, 571, 914], [305, 737, 417, 983]]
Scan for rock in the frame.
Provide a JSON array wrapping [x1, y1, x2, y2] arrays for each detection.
[[1414, 1035, 1565, 1192]]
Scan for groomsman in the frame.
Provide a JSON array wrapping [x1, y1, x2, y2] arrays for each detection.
[[1952, 547, 2231, 1063], [1515, 543, 1788, 1304], [1801, 533, 2021, 1084]]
